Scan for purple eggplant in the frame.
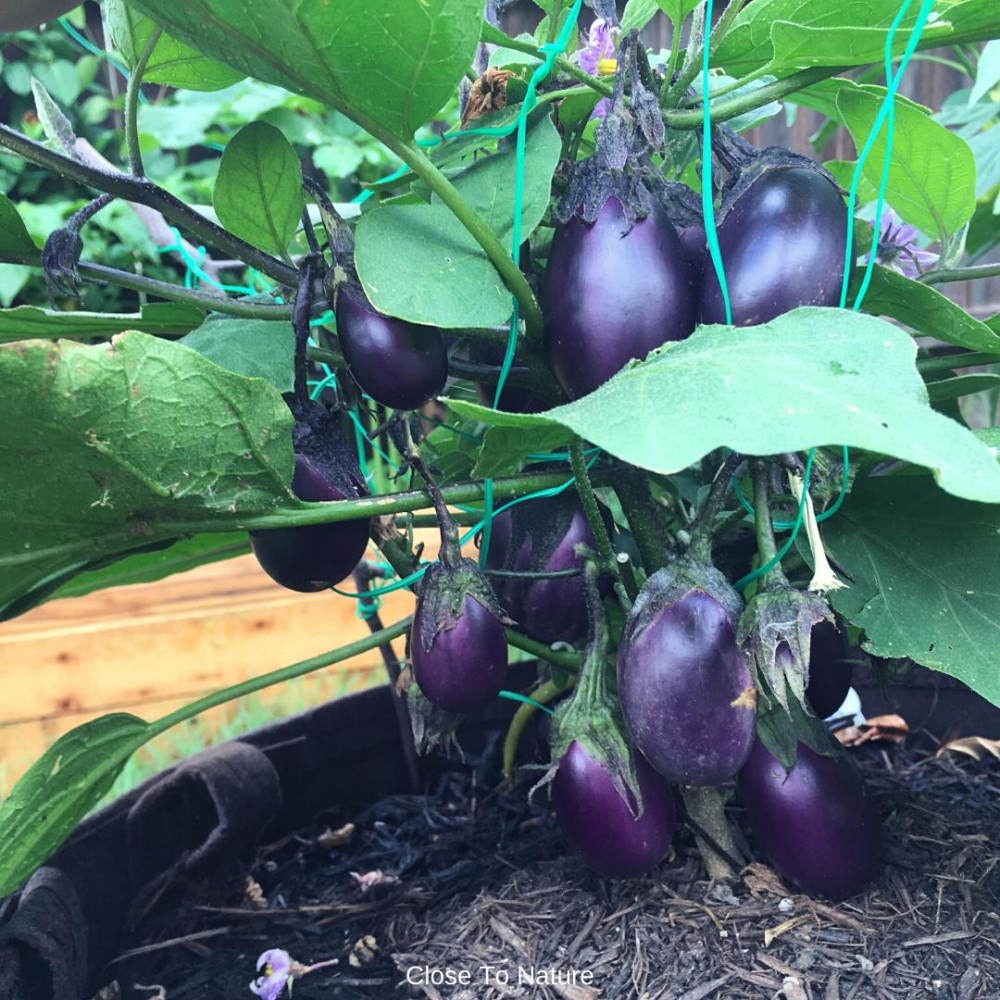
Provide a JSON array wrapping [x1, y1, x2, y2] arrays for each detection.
[[806, 619, 854, 718], [618, 569, 756, 785], [484, 497, 596, 644], [336, 288, 447, 410], [552, 740, 675, 878], [543, 195, 698, 398], [738, 738, 880, 899], [701, 165, 847, 327], [411, 562, 508, 713], [250, 453, 371, 592]]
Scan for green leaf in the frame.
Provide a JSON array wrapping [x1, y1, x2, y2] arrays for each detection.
[[621, 0, 659, 32], [940, 0, 1000, 44], [0, 332, 294, 621], [0, 714, 153, 898], [0, 302, 205, 341], [30, 78, 77, 156], [49, 533, 250, 602], [128, 0, 483, 138], [448, 308, 1000, 504], [180, 318, 295, 392], [970, 39, 1000, 105], [853, 265, 1000, 353], [0, 193, 40, 264], [837, 88, 977, 243], [105, 0, 244, 92], [354, 113, 561, 328], [827, 475, 1000, 709], [713, 0, 947, 73], [824, 159, 878, 203], [925, 373, 1000, 403], [473, 424, 574, 478], [213, 121, 303, 258]]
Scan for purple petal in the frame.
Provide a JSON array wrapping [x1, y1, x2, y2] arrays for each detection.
[[590, 97, 611, 120]]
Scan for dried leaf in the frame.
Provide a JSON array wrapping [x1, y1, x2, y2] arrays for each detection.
[[835, 714, 909, 747], [349, 935, 379, 967], [764, 914, 810, 947], [318, 823, 355, 849], [936, 735, 1000, 762], [461, 68, 515, 128], [742, 862, 788, 898]]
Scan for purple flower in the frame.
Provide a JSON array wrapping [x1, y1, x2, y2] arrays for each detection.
[[250, 950, 292, 1000], [870, 209, 939, 279], [577, 18, 616, 119]]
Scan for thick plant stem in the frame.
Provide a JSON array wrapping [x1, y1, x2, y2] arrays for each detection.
[[688, 452, 743, 563], [916, 350, 1000, 374], [0, 122, 298, 286], [569, 439, 625, 589], [681, 785, 743, 881], [614, 469, 670, 576], [126, 27, 161, 176], [751, 459, 785, 588], [920, 262, 1000, 285]]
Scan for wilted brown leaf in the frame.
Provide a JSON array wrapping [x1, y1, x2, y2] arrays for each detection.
[[835, 714, 909, 747], [936, 735, 1000, 762], [461, 68, 516, 128]]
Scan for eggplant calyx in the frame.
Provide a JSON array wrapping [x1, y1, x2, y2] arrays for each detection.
[[627, 555, 745, 639], [405, 682, 463, 756], [415, 560, 510, 654], [285, 399, 369, 504], [737, 584, 832, 716]]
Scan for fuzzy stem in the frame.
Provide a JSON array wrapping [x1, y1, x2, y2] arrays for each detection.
[[126, 27, 161, 176], [569, 439, 619, 579], [400, 419, 461, 563], [916, 351, 1000, 374], [292, 256, 318, 407], [0, 123, 298, 286], [681, 785, 742, 880], [919, 262, 1000, 285], [688, 452, 743, 563], [504, 629, 584, 672], [751, 459, 785, 587], [614, 468, 670, 576], [502, 675, 577, 780]]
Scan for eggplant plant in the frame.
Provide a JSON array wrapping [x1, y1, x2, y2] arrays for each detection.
[[2, 0, 1000, 909]]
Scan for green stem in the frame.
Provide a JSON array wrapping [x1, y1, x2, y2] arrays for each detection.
[[151, 616, 411, 736], [505, 628, 583, 672], [481, 22, 614, 98], [0, 123, 298, 286], [919, 263, 1000, 286], [614, 469, 670, 576], [502, 675, 577, 780], [668, 0, 749, 106], [126, 27, 161, 176], [751, 459, 784, 587], [569, 439, 621, 583], [664, 10, 684, 91], [681, 65, 768, 105]]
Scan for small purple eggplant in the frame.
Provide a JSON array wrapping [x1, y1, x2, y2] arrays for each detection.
[[738, 738, 881, 899], [701, 144, 847, 327], [411, 560, 508, 713], [618, 564, 756, 785], [250, 407, 371, 592], [543, 195, 698, 398], [553, 740, 675, 878], [336, 288, 447, 410], [486, 496, 596, 644]]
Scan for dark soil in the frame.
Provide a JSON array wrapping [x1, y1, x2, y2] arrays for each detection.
[[108, 732, 1000, 1000]]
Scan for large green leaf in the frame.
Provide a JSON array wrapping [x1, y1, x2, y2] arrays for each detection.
[[0, 303, 205, 342], [0, 332, 294, 620], [213, 122, 303, 258], [354, 113, 561, 328], [448, 308, 1000, 504], [837, 88, 977, 243], [50, 533, 250, 602], [827, 475, 1000, 708], [0, 714, 153, 898], [853, 265, 1000, 353], [940, 0, 1000, 43], [127, 0, 483, 138], [180, 318, 295, 392], [105, 0, 244, 91], [0, 193, 39, 264], [712, 0, 947, 73]]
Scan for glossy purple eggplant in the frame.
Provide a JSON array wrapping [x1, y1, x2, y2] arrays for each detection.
[[412, 592, 508, 714], [337, 289, 447, 410], [701, 167, 847, 327], [806, 619, 854, 718], [552, 740, 676, 878], [618, 587, 756, 785], [543, 196, 698, 398], [738, 738, 880, 899], [250, 454, 370, 592]]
